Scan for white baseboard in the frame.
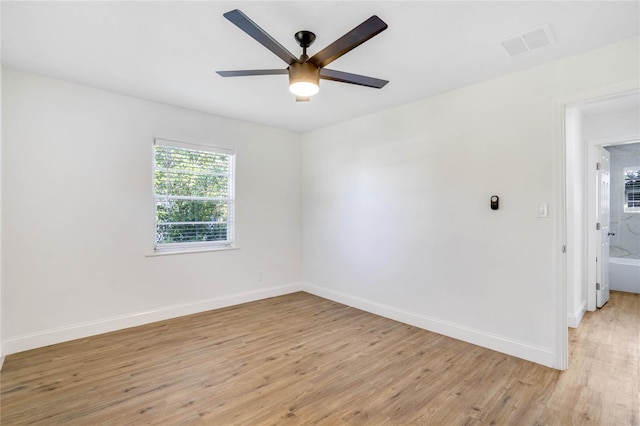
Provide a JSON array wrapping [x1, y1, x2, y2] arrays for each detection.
[[567, 300, 587, 328], [303, 283, 555, 368], [3, 282, 303, 355], [4, 282, 556, 368]]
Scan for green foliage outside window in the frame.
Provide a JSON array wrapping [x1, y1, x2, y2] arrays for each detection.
[[154, 143, 232, 245]]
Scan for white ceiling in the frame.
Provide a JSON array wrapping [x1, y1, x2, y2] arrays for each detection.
[[2, 1, 639, 133]]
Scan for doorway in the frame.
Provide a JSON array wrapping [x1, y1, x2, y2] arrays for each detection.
[[605, 143, 640, 294], [565, 91, 640, 328]]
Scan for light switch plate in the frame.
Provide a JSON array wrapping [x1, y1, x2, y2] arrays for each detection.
[[537, 202, 548, 218]]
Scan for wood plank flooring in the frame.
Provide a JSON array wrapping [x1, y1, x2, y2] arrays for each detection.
[[1, 291, 638, 425]]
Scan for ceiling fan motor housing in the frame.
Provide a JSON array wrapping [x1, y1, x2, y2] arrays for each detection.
[[288, 61, 320, 95]]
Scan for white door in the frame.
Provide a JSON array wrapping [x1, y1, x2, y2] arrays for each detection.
[[596, 147, 611, 308]]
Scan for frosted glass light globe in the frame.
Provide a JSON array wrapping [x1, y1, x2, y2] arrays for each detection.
[[289, 81, 319, 97]]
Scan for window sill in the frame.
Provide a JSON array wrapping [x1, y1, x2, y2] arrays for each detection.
[[146, 246, 239, 257]]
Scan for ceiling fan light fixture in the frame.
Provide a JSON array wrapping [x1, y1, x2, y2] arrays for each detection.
[[289, 61, 320, 97], [290, 81, 319, 97], [217, 10, 389, 100]]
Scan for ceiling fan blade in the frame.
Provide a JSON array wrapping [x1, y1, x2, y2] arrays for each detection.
[[223, 9, 298, 65], [309, 15, 388, 68], [320, 68, 388, 89], [296, 96, 311, 102], [216, 69, 288, 77]]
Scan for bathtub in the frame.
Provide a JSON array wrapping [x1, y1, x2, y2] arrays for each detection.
[[610, 257, 640, 294]]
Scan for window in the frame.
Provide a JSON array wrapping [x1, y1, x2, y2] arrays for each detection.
[[154, 138, 235, 251], [624, 166, 640, 213]]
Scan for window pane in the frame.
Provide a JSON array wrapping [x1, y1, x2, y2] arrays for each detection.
[[155, 145, 229, 175], [154, 140, 234, 248], [156, 200, 227, 223], [625, 167, 640, 212], [156, 222, 228, 244], [155, 170, 229, 198]]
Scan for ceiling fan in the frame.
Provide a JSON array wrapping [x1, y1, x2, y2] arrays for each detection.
[[216, 9, 389, 102]]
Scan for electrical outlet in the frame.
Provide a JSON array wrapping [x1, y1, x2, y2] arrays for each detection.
[[258, 271, 263, 281]]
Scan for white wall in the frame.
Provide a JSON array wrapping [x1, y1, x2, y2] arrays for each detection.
[[2, 69, 302, 354], [565, 106, 587, 327], [0, 2, 4, 369], [584, 107, 640, 141], [302, 37, 639, 368]]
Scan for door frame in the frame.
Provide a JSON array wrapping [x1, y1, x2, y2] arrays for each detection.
[[553, 80, 638, 370]]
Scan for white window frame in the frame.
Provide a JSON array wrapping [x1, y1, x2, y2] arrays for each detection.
[[153, 138, 235, 252], [624, 166, 640, 213]]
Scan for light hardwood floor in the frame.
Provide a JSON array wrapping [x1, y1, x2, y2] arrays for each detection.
[[1, 291, 638, 425]]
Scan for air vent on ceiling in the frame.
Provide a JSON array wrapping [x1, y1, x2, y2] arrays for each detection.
[[501, 24, 556, 56]]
